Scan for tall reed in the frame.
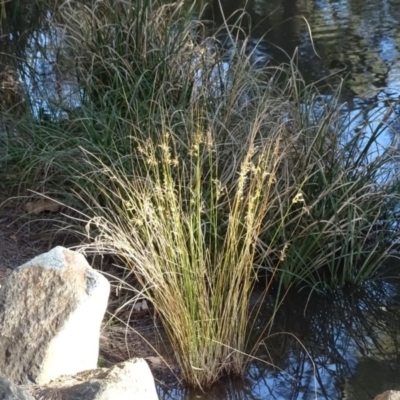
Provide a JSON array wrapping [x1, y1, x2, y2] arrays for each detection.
[[80, 108, 284, 387]]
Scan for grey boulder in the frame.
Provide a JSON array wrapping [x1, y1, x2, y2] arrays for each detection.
[[29, 359, 159, 400], [0, 246, 110, 385], [0, 375, 34, 400]]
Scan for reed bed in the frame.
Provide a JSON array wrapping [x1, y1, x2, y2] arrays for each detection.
[[1, 0, 400, 389]]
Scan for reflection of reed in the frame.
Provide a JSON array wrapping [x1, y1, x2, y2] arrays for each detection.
[[248, 282, 400, 399], [157, 282, 400, 399]]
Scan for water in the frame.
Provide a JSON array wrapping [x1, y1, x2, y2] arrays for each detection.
[[5, 0, 400, 399], [204, 0, 400, 98], [155, 281, 400, 399], [16, 15, 81, 120]]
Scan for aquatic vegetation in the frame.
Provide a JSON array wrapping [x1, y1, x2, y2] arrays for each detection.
[[2, 0, 400, 390], [79, 121, 280, 388], [256, 85, 400, 291]]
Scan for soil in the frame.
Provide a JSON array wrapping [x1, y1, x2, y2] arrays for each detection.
[[0, 196, 180, 390], [0, 199, 50, 276]]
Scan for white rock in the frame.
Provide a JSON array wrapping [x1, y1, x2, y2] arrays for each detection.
[[0, 246, 110, 385], [29, 359, 159, 400], [374, 391, 400, 400]]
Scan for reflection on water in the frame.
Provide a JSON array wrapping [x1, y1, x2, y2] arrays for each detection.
[[206, 0, 400, 97], [14, 13, 81, 120], [201, 0, 400, 184], [16, 0, 400, 127], [157, 282, 400, 400]]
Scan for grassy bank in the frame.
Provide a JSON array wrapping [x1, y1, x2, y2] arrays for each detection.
[[1, 0, 400, 389]]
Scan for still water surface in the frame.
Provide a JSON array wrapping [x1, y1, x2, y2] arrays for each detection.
[[206, 0, 400, 98], [157, 282, 400, 400]]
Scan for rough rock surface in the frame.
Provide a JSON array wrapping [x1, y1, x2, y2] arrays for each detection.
[[0, 246, 110, 385], [374, 391, 400, 400], [28, 359, 159, 400], [0, 374, 34, 400]]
